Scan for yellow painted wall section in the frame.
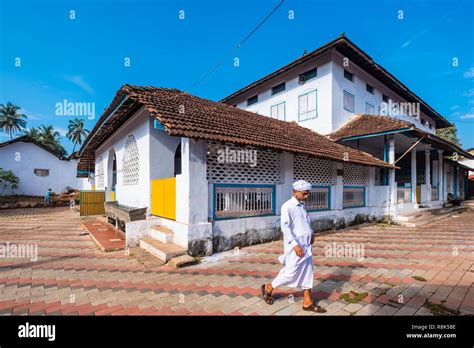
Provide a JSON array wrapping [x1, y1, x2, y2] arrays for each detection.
[[80, 191, 105, 216], [151, 177, 176, 220]]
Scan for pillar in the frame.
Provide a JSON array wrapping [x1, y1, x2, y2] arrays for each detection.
[[335, 162, 344, 210], [425, 149, 431, 203], [411, 146, 417, 205], [438, 150, 444, 203], [388, 136, 396, 206]]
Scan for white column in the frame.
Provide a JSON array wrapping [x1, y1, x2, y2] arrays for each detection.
[[438, 150, 444, 203], [335, 162, 344, 210], [176, 138, 208, 225], [277, 152, 294, 214], [388, 137, 396, 207], [411, 147, 417, 205], [425, 149, 431, 204]]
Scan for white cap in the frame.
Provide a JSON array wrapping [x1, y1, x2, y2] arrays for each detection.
[[292, 180, 312, 191]]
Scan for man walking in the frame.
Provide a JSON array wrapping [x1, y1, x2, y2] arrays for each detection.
[[261, 180, 326, 312]]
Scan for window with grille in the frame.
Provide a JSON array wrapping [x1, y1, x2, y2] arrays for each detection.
[[123, 134, 139, 186], [366, 102, 375, 115], [96, 157, 104, 188]]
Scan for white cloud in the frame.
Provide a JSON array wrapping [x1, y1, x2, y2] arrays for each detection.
[[63, 75, 94, 94], [55, 127, 68, 137], [463, 88, 474, 97], [463, 67, 474, 78], [400, 27, 432, 48], [460, 113, 474, 119], [449, 105, 459, 110]]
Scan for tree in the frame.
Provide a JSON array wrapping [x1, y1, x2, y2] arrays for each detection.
[[0, 167, 20, 194], [0, 102, 27, 139], [37, 125, 68, 157], [66, 118, 90, 153], [23, 127, 41, 142], [436, 123, 462, 147]]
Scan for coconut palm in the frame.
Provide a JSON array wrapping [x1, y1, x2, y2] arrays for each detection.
[[37, 125, 67, 156], [0, 102, 27, 139], [66, 118, 90, 153]]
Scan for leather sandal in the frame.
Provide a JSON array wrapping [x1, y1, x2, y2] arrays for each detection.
[[302, 303, 327, 313], [261, 284, 274, 305]]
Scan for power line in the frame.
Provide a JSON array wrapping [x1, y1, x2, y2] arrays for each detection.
[[190, 0, 285, 88]]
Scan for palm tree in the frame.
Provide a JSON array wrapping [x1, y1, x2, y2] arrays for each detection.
[[23, 127, 41, 141], [0, 102, 27, 139], [66, 118, 90, 153], [37, 125, 67, 156]]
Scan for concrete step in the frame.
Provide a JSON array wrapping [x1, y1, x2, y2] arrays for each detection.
[[150, 225, 174, 244], [396, 207, 468, 227], [139, 237, 187, 262]]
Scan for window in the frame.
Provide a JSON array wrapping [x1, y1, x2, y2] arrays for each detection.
[[34, 169, 49, 177], [270, 102, 286, 120], [343, 90, 355, 112], [271, 82, 286, 95], [366, 84, 374, 94], [366, 102, 375, 114], [123, 134, 139, 186], [382, 94, 389, 103], [344, 69, 354, 82], [247, 95, 258, 106], [298, 90, 317, 121], [298, 67, 317, 84]]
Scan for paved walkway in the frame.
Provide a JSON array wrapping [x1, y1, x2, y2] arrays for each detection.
[[0, 207, 472, 315]]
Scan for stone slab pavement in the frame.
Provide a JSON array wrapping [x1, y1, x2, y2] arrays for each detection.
[[0, 207, 472, 316]]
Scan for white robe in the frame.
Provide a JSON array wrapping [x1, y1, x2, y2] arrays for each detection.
[[271, 196, 314, 290]]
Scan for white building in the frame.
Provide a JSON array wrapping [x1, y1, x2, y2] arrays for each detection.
[[0, 136, 91, 196], [77, 36, 473, 259]]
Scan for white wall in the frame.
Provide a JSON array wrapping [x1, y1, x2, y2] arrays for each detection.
[[330, 51, 435, 133], [0, 141, 84, 196], [95, 107, 151, 209], [235, 52, 335, 135], [231, 50, 436, 136]]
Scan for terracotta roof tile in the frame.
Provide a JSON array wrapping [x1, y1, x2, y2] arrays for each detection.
[[77, 86, 395, 174]]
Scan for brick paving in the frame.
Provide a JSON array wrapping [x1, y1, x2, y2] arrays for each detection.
[[0, 207, 472, 316]]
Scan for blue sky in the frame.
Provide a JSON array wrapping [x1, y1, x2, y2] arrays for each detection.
[[1, 0, 473, 153]]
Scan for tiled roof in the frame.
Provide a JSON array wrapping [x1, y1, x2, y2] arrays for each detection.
[[329, 114, 473, 159], [329, 114, 414, 141], [0, 135, 68, 160], [77, 85, 396, 175]]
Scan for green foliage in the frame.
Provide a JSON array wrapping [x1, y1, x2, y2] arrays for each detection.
[[0, 167, 20, 194], [0, 102, 27, 139], [436, 124, 461, 147], [66, 118, 90, 153]]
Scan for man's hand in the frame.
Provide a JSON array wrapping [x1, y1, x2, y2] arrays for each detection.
[[293, 245, 304, 257]]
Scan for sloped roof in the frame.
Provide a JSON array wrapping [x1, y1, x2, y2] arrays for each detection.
[[0, 135, 68, 160], [329, 114, 473, 159], [77, 85, 396, 175], [220, 34, 452, 129]]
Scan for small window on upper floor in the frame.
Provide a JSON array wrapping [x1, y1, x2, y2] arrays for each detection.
[[366, 102, 375, 115], [366, 84, 374, 94], [382, 94, 389, 103], [271, 82, 286, 95], [343, 90, 355, 112], [298, 90, 317, 121], [344, 69, 354, 82], [298, 67, 318, 84], [247, 95, 258, 106], [270, 101, 286, 120]]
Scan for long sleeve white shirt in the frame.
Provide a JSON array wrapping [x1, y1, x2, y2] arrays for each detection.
[[278, 196, 313, 264]]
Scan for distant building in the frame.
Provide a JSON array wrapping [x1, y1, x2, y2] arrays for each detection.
[[0, 136, 91, 196]]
